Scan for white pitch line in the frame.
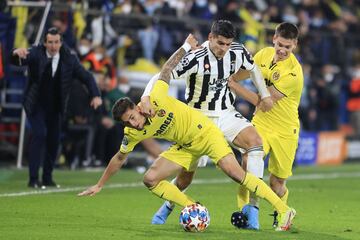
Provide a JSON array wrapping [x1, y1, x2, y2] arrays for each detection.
[[1, 171, 360, 198]]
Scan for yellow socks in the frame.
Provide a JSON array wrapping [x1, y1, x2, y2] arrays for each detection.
[[242, 173, 288, 214], [273, 187, 289, 213], [237, 185, 249, 210], [281, 188, 289, 204], [149, 180, 194, 207]]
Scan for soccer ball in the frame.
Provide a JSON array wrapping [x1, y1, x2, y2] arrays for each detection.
[[179, 203, 210, 232]]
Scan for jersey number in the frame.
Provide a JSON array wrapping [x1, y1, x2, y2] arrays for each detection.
[[235, 113, 244, 119]]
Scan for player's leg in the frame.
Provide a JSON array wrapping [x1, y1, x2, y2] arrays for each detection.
[[141, 138, 163, 159], [216, 153, 295, 231], [269, 174, 287, 227], [206, 126, 295, 230], [152, 169, 195, 224], [267, 134, 298, 227], [219, 111, 264, 229], [270, 174, 287, 199], [152, 119, 219, 224], [232, 126, 264, 229], [144, 156, 195, 207]]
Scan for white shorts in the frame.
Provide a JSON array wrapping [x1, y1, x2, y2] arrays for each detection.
[[197, 109, 253, 167]]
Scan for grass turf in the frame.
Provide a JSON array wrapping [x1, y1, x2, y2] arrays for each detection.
[[0, 163, 359, 240]]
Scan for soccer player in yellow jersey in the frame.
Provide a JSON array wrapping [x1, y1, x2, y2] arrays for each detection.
[[228, 22, 303, 230], [78, 34, 296, 231]]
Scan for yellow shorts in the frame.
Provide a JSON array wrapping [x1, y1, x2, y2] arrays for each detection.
[[160, 125, 233, 171], [255, 125, 299, 179]]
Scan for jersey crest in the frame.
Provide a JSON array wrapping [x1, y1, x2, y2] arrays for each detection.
[[272, 71, 280, 81], [157, 109, 166, 117]]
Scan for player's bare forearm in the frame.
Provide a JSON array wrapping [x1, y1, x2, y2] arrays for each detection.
[[96, 151, 127, 187], [159, 34, 198, 84], [228, 79, 260, 106], [232, 69, 250, 82], [159, 48, 186, 84]]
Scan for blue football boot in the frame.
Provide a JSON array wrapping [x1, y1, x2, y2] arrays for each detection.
[[242, 204, 260, 230], [151, 202, 174, 225]]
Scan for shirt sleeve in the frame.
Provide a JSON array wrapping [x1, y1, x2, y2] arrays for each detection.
[[150, 80, 170, 105], [171, 52, 198, 79], [235, 45, 255, 71], [119, 128, 141, 154]]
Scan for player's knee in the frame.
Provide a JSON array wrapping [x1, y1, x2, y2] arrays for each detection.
[[236, 127, 263, 149], [218, 156, 245, 183], [143, 171, 159, 188], [247, 134, 262, 148], [175, 176, 192, 191]]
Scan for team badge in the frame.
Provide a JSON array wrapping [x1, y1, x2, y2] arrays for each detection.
[[272, 71, 280, 81], [204, 64, 211, 75], [157, 109, 166, 117]]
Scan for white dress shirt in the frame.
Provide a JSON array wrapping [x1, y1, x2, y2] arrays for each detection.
[[46, 51, 60, 77]]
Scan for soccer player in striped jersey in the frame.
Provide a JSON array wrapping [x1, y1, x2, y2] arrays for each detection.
[[228, 22, 303, 230], [78, 34, 296, 232], [141, 20, 272, 226]]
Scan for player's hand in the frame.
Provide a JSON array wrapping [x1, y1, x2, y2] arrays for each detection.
[[90, 97, 103, 110], [185, 34, 202, 50], [101, 116, 114, 129], [140, 96, 155, 118], [258, 96, 273, 112], [13, 48, 29, 59], [78, 184, 102, 196], [227, 75, 237, 90]]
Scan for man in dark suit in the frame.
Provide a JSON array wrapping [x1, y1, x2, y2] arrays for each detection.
[[11, 27, 102, 188]]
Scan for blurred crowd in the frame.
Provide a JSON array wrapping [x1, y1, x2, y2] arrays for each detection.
[[1, 0, 360, 165]]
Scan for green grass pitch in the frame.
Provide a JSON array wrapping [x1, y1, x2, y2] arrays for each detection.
[[0, 163, 359, 240]]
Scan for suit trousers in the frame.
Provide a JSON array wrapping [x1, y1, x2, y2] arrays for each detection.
[[27, 105, 61, 183]]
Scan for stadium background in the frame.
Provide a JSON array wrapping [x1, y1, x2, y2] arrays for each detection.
[[0, 1, 360, 240], [1, 0, 360, 168]]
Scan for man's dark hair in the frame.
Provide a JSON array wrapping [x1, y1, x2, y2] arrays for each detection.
[[275, 22, 299, 40], [44, 27, 62, 42], [211, 20, 235, 39], [112, 97, 135, 124]]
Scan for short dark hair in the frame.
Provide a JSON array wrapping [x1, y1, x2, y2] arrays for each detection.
[[112, 97, 135, 124], [275, 22, 299, 40], [211, 20, 235, 39], [44, 27, 62, 42]]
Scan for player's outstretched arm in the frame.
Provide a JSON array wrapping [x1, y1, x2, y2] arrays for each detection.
[[159, 34, 198, 84], [78, 151, 128, 196]]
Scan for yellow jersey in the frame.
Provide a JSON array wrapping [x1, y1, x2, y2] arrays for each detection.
[[252, 47, 303, 138], [120, 80, 215, 154]]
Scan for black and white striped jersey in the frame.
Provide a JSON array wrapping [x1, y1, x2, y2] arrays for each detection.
[[171, 41, 255, 116]]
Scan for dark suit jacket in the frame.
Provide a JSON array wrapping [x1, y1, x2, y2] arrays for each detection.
[[10, 44, 100, 115]]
